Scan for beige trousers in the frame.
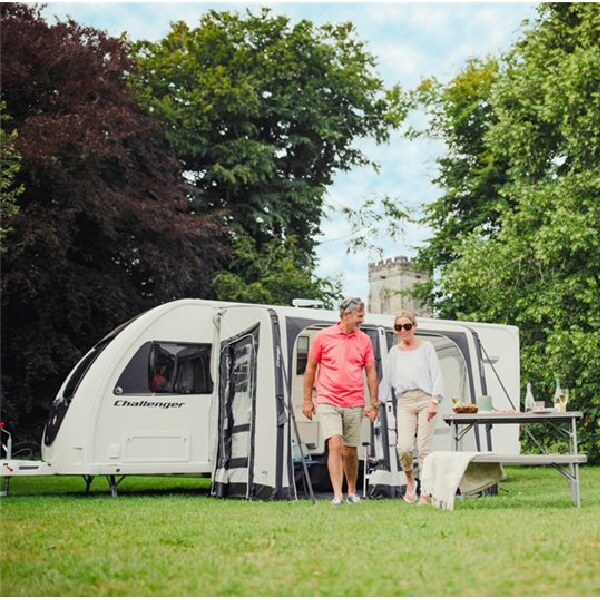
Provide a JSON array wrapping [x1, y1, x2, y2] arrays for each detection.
[[396, 389, 435, 475]]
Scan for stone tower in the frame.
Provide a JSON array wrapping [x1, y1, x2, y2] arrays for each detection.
[[368, 256, 431, 316]]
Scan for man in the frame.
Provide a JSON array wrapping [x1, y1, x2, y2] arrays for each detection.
[[303, 297, 379, 505]]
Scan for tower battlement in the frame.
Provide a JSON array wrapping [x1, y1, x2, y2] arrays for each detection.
[[368, 255, 430, 316]]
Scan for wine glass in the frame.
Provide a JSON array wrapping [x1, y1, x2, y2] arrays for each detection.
[[558, 388, 569, 412]]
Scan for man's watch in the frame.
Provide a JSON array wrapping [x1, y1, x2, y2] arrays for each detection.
[[371, 402, 380, 409]]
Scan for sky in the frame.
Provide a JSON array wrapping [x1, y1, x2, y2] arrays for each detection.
[[38, 1, 539, 301]]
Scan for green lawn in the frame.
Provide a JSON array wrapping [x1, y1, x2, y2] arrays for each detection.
[[1, 466, 599, 596]]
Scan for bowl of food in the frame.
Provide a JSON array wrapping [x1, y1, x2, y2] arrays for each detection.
[[452, 404, 479, 414]]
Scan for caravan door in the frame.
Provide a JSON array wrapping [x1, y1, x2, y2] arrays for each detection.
[[212, 306, 293, 500]]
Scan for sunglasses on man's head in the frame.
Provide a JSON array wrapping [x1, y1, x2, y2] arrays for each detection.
[[394, 323, 413, 332], [341, 297, 362, 311]]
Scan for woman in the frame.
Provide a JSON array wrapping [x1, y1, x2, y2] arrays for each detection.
[[379, 311, 444, 504]]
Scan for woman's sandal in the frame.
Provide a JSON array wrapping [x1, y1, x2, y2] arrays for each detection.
[[403, 485, 416, 503]]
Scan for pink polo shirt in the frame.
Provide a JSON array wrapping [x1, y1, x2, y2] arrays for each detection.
[[309, 323, 374, 408]]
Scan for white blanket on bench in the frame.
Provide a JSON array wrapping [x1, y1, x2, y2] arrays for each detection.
[[421, 451, 506, 510]]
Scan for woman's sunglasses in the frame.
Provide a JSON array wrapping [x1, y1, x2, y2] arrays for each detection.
[[394, 323, 414, 332]]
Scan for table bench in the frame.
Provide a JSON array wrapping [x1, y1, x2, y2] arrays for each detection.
[[443, 411, 587, 507]]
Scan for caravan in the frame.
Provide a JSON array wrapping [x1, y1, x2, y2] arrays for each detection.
[[1, 299, 520, 499]]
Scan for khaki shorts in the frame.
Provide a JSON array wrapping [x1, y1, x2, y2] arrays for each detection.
[[315, 403, 364, 448]]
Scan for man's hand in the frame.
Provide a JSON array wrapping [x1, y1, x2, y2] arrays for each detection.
[[363, 403, 379, 423], [303, 399, 315, 420]]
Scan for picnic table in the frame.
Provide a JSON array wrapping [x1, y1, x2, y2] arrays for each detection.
[[442, 411, 587, 507]]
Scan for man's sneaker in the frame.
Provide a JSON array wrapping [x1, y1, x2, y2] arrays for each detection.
[[331, 497, 343, 506], [346, 494, 361, 504]]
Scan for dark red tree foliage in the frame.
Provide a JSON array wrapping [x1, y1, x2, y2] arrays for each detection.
[[0, 3, 231, 444]]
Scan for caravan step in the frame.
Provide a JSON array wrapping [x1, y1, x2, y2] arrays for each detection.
[[2, 459, 55, 476]]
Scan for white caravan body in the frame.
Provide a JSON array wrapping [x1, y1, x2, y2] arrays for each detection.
[[1, 299, 520, 499], [44, 300, 219, 476]]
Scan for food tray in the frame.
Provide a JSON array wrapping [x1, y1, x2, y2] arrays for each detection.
[[452, 405, 479, 414]]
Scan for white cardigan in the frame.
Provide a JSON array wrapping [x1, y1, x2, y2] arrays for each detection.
[[379, 341, 444, 402]]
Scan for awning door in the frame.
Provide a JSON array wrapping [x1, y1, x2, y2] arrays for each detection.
[[212, 306, 293, 500]]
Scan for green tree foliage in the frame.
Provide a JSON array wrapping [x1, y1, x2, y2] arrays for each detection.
[[0, 102, 24, 251], [132, 9, 405, 297], [410, 58, 512, 299], [417, 4, 600, 460], [213, 233, 341, 307], [340, 194, 412, 254], [0, 3, 230, 444]]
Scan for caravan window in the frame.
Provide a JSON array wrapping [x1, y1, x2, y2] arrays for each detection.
[[295, 335, 309, 374], [386, 329, 395, 351], [362, 327, 382, 380], [114, 342, 213, 395], [232, 343, 251, 393], [61, 316, 141, 403], [62, 337, 114, 402]]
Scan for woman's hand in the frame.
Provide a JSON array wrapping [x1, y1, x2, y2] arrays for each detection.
[[427, 400, 438, 422]]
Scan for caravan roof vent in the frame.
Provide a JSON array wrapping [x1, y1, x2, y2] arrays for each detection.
[[292, 298, 324, 309]]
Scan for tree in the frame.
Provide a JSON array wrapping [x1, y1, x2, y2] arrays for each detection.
[[417, 4, 600, 460], [213, 233, 341, 307], [0, 3, 230, 444], [0, 102, 23, 251], [407, 58, 513, 310], [132, 9, 405, 292]]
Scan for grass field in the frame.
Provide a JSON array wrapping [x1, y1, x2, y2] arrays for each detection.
[[1, 466, 599, 596]]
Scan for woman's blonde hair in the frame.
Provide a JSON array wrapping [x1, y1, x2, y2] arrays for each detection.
[[394, 310, 417, 325]]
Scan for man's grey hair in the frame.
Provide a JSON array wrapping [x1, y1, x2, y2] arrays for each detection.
[[339, 296, 364, 316]]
